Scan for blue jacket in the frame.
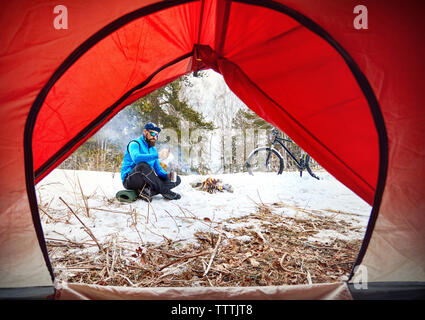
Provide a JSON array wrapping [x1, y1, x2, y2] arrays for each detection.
[[120, 136, 168, 182]]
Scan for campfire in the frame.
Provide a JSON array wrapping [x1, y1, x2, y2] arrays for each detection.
[[191, 177, 233, 193]]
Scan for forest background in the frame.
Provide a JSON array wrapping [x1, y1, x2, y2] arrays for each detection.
[[59, 70, 319, 175]]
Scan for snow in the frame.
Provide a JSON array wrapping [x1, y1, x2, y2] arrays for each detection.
[[37, 169, 372, 251]]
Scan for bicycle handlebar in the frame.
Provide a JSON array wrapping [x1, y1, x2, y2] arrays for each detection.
[[271, 129, 292, 143], [271, 129, 279, 136]]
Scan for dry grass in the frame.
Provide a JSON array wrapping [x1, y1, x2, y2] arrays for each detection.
[[43, 199, 364, 288]]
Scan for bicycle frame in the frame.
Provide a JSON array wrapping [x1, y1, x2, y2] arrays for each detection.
[[246, 131, 319, 179], [271, 136, 305, 170]]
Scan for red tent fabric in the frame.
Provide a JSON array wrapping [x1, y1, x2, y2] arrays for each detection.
[[0, 0, 424, 297], [31, 1, 378, 205]]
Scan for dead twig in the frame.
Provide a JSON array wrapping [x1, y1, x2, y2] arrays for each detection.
[[59, 196, 103, 252], [164, 210, 180, 235], [129, 207, 145, 245], [39, 206, 55, 220], [79, 206, 130, 215], [76, 175, 90, 218], [159, 251, 211, 272], [140, 184, 158, 223], [203, 227, 223, 277]]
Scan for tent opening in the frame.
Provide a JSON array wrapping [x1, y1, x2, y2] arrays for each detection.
[[24, 0, 387, 297], [36, 70, 373, 289]]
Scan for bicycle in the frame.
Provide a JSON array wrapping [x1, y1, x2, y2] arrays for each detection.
[[245, 129, 320, 179]]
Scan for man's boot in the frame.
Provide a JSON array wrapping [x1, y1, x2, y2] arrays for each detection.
[[162, 190, 181, 200]]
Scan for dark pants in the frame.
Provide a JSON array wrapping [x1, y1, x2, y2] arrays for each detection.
[[123, 162, 181, 196]]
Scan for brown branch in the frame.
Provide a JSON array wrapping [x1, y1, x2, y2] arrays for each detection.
[[203, 231, 223, 277], [59, 196, 103, 252], [158, 250, 211, 271], [76, 175, 90, 218]]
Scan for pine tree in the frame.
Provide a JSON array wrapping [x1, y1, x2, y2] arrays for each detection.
[[61, 77, 215, 173], [129, 77, 214, 138]]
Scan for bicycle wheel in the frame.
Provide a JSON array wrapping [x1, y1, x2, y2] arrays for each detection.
[[304, 155, 320, 180], [246, 147, 283, 176], [299, 153, 307, 177]]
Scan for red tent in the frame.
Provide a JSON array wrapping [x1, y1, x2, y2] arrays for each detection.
[[0, 0, 424, 299]]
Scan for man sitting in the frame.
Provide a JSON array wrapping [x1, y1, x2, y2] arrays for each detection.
[[120, 122, 181, 201]]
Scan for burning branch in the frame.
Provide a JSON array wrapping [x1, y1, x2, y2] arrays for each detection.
[[191, 177, 233, 193]]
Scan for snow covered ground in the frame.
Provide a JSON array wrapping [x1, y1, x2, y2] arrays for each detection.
[[37, 169, 372, 252]]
